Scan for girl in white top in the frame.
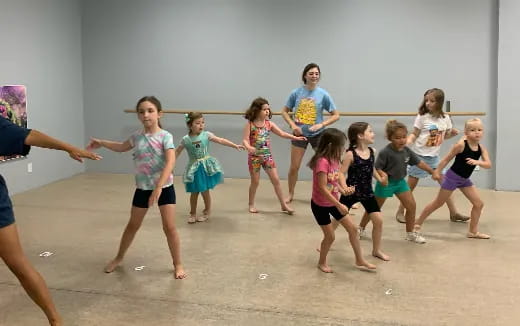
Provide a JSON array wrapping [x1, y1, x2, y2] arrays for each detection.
[[395, 88, 466, 223]]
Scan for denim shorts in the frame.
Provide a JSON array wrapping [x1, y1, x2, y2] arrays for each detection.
[[408, 155, 439, 179], [374, 178, 410, 198], [0, 175, 15, 228]]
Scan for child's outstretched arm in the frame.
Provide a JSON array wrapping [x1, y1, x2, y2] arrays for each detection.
[[25, 130, 102, 162], [87, 137, 132, 153], [406, 127, 421, 145], [242, 122, 256, 154], [209, 133, 244, 150], [149, 148, 175, 206], [467, 144, 492, 169], [444, 128, 459, 139], [416, 160, 440, 181], [431, 142, 465, 181], [175, 144, 184, 158], [270, 121, 306, 141]]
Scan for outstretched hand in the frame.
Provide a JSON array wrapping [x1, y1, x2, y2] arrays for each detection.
[[86, 137, 103, 151], [68, 148, 102, 163], [235, 144, 246, 151]]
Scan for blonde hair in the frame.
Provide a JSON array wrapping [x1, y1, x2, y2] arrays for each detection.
[[464, 118, 483, 131]]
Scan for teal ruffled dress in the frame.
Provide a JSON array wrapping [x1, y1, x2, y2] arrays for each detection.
[[181, 131, 224, 193]]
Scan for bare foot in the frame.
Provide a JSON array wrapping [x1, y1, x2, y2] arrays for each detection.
[[174, 265, 187, 279], [248, 206, 258, 213], [285, 195, 293, 204], [104, 258, 122, 273], [372, 251, 391, 261], [355, 261, 377, 272], [318, 263, 333, 273], [281, 204, 294, 215]]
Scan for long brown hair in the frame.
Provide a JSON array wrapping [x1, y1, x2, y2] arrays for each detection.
[[244, 97, 272, 121], [347, 122, 369, 151], [136, 96, 163, 128], [308, 128, 346, 169], [418, 88, 445, 118]]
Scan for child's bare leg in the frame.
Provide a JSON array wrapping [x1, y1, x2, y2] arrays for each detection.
[[188, 192, 199, 223], [105, 206, 147, 273], [395, 191, 416, 232], [338, 215, 376, 270], [415, 189, 453, 228], [396, 176, 418, 218], [286, 145, 306, 203], [248, 170, 260, 213], [189, 192, 199, 215], [0, 224, 62, 326], [159, 204, 186, 279], [198, 190, 211, 221], [317, 224, 335, 273], [460, 185, 488, 238], [316, 219, 340, 252], [360, 197, 386, 229], [266, 167, 293, 214], [369, 212, 390, 261]]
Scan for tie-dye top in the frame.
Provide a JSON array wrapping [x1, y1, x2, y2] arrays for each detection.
[[249, 120, 272, 156], [285, 86, 336, 137], [128, 129, 175, 190]]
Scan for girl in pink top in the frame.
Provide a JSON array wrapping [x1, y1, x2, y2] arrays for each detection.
[[308, 128, 376, 273]]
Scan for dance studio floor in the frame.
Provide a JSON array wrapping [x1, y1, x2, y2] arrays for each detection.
[[1, 173, 519, 325]]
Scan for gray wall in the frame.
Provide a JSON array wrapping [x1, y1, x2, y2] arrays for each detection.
[[0, 0, 85, 194], [82, 0, 498, 189], [496, 0, 520, 191]]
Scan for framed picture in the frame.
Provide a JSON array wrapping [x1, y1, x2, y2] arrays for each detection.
[[0, 85, 27, 162]]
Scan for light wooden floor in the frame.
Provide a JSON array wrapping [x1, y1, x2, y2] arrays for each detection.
[[1, 173, 519, 325]]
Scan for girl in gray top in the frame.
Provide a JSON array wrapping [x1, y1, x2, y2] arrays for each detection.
[[358, 120, 439, 244]]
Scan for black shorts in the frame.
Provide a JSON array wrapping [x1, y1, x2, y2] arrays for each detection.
[[340, 194, 380, 214], [291, 133, 321, 150], [311, 200, 346, 226], [0, 175, 15, 228], [132, 184, 176, 208]]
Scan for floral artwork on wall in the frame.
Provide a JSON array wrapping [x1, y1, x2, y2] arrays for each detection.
[[1, 85, 27, 162]]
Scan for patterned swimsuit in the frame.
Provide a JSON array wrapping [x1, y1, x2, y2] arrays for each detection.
[[248, 121, 276, 173]]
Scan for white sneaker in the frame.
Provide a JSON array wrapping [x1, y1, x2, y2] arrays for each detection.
[[406, 232, 426, 244], [358, 227, 367, 239]]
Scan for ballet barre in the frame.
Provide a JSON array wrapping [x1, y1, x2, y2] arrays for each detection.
[[124, 109, 485, 116]]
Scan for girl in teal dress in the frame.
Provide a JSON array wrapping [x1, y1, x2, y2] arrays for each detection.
[[176, 112, 244, 223]]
